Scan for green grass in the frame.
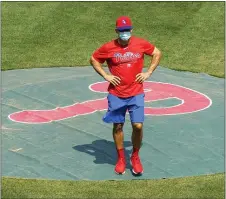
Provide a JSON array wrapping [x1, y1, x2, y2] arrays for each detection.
[[2, 173, 225, 199], [2, 2, 225, 77]]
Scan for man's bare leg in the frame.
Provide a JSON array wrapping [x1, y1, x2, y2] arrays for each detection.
[[131, 122, 143, 174], [131, 123, 143, 150], [113, 123, 126, 174], [113, 123, 124, 149]]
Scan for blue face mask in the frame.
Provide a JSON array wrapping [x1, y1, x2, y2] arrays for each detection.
[[119, 31, 131, 41]]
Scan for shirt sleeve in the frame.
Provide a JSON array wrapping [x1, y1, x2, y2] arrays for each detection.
[[92, 44, 108, 64], [142, 40, 155, 56]]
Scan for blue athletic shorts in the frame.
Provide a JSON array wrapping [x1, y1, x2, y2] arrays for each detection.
[[103, 93, 145, 123]]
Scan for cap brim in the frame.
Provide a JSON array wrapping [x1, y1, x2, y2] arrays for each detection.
[[116, 26, 133, 31]]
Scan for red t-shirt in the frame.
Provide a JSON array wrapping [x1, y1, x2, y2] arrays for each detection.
[[92, 36, 155, 98]]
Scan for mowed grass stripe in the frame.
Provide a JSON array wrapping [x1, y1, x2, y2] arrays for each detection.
[[2, 2, 224, 77], [2, 173, 224, 199]]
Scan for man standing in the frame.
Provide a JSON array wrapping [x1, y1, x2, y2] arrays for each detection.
[[90, 16, 162, 175]]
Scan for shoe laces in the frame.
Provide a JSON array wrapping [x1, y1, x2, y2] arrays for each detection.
[[132, 155, 141, 164], [117, 157, 125, 163]]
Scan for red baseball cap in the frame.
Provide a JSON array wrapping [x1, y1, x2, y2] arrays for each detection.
[[116, 16, 133, 31]]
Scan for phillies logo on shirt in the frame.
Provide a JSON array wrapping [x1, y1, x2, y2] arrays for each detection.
[[122, 20, 126, 24], [114, 52, 141, 63]]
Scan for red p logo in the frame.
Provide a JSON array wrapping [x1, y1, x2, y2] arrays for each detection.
[[9, 81, 212, 124]]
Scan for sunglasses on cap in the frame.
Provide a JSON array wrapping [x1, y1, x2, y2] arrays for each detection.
[[118, 29, 131, 32]]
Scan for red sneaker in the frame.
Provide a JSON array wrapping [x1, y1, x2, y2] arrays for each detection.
[[115, 157, 126, 175], [130, 155, 143, 175]]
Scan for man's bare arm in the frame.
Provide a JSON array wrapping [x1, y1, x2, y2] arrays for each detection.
[[136, 47, 162, 83], [147, 47, 162, 75], [90, 56, 121, 86], [90, 56, 108, 78]]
